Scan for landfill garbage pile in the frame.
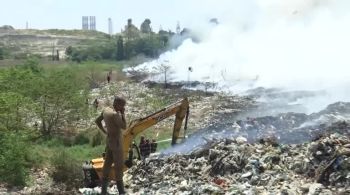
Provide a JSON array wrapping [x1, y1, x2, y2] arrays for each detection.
[[201, 102, 350, 145], [124, 102, 350, 194], [124, 131, 350, 194], [163, 102, 350, 157]]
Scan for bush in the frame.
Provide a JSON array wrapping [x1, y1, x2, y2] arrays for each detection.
[[41, 137, 74, 147], [0, 132, 29, 187], [91, 131, 104, 147], [74, 132, 90, 145], [25, 146, 45, 168], [50, 149, 82, 189]]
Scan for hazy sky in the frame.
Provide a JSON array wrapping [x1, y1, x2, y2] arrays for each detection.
[[0, 0, 221, 33]]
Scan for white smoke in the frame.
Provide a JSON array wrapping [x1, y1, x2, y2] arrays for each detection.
[[132, 0, 350, 113]]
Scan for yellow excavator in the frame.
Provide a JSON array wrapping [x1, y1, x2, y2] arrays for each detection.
[[83, 97, 190, 187]]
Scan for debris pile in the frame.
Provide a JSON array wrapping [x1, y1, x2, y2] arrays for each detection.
[[125, 132, 350, 194], [202, 102, 350, 145]]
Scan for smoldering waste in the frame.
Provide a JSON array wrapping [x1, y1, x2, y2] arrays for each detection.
[[124, 131, 350, 195]]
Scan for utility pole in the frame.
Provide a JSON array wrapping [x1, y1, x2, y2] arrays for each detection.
[[52, 43, 55, 61], [56, 50, 60, 61], [188, 66, 193, 88], [176, 21, 181, 34]]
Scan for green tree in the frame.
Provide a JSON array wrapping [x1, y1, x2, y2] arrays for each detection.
[[125, 19, 140, 40], [134, 36, 163, 57], [116, 36, 124, 60], [65, 46, 73, 57], [124, 41, 136, 60], [140, 19, 152, 34], [0, 92, 33, 131], [34, 69, 88, 137], [0, 65, 88, 137], [0, 66, 40, 100], [100, 43, 116, 59], [63, 30, 170, 62], [71, 50, 84, 63]]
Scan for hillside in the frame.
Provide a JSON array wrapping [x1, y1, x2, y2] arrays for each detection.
[[0, 26, 110, 59]]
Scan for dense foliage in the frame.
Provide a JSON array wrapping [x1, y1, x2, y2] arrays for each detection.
[[0, 132, 29, 187], [0, 58, 91, 187], [0, 59, 89, 137], [64, 18, 172, 62], [65, 34, 169, 62]]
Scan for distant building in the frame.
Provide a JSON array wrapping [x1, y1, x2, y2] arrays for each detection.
[[82, 16, 96, 31], [90, 16, 96, 31], [82, 16, 89, 30], [108, 18, 113, 35]]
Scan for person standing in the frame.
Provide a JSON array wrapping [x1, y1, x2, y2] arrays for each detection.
[[107, 73, 111, 83], [93, 98, 99, 110], [95, 96, 127, 195]]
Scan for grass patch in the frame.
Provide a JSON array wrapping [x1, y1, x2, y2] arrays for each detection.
[[64, 145, 105, 162], [28, 141, 104, 188], [27, 134, 105, 181], [49, 148, 86, 190], [74, 132, 90, 145], [31, 142, 105, 166]]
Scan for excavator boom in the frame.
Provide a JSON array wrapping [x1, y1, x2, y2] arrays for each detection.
[[83, 97, 190, 187], [123, 97, 189, 154]]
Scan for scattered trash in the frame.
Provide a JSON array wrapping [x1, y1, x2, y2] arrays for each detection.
[[123, 131, 350, 194]]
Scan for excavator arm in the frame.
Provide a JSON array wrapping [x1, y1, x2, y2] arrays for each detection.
[[83, 97, 190, 187], [122, 97, 189, 159]]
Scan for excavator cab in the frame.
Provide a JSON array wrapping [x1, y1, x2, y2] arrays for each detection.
[[83, 98, 190, 187]]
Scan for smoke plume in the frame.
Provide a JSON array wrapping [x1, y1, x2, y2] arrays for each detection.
[[134, 0, 350, 113]]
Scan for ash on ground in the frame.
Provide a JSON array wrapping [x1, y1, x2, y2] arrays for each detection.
[[123, 102, 350, 194]]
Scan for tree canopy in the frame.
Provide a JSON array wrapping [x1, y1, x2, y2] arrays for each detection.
[[0, 59, 88, 137], [140, 19, 152, 34], [66, 30, 170, 62]]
